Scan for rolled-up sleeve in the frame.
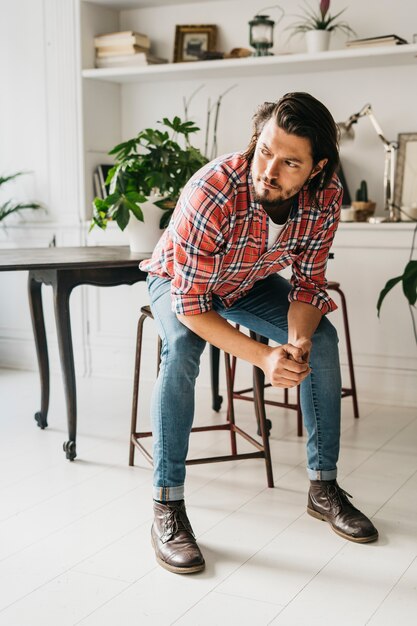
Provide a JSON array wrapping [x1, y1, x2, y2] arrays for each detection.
[[171, 181, 229, 315], [289, 185, 342, 315]]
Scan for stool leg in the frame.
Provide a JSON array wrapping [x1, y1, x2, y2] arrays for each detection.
[[253, 365, 274, 488], [210, 345, 223, 412], [157, 336, 162, 374], [335, 286, 360, 418], [129, 314, 146, 466], [250, 331, 270, 436], [224, 351, 237, 456], [296, 386, 303, 436]]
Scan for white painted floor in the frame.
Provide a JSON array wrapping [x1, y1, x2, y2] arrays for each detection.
[[0, 368, 416, 626]]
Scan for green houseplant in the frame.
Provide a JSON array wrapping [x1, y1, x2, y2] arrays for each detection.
[[0, 172, 42, 223], [90, 116, 208, 243], [287, 0, 355, 52]]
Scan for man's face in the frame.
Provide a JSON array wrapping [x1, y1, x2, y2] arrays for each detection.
[[251, 118, 326, 209]]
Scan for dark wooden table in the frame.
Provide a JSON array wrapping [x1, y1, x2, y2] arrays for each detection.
[[0, 246, 147, 460]]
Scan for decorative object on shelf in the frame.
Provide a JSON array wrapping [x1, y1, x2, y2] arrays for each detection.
[[351, 180, 376, 222], [346, 34, 408, 49], [93, 164, 113, 200], [340, 206, 355, 222], [187, 47, 252, 61], [89, 117, 208, 251], [204, 85, 238, 160], [173, 24, 218, 63], [249, 5, 284, 56], [94, 30, 151, 50], [338, 103, 400, 221], [95, 52, 167, 68], [394, 133, 417, 221], [0, 172, 42, 224], [93, 29, 167, 68], [286, 0, 355, 53], [336, 162, 351, 206]]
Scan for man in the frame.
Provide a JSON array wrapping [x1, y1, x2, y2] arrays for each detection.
[[140, 92, 378, 575]]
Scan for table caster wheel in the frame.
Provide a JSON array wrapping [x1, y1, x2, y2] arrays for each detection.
[[34, 411, 48, 429], [63, 440, 77, 461], [212, 395, 223, 412], [257, 418, 272, 437]]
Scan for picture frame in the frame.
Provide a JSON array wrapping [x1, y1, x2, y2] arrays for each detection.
[[173, 24, 218, 63], [394, 132, 417, 212]]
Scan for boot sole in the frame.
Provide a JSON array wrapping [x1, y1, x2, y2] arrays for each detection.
[[307, 507, 379, 543], [151, 536, 205, 574]]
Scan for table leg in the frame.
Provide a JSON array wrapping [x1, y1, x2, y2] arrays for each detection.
[[27, 272, 49, 429], [53, 274, 77, 461]]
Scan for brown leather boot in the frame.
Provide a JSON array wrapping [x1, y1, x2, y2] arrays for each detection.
[[307, 480, 379, 543], [151, 500, 205, 574]]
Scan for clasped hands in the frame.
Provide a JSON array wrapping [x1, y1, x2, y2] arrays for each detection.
[[262, 339, 312, 388]]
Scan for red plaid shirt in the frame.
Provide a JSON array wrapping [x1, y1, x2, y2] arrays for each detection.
[[140, 152, 342, 316]]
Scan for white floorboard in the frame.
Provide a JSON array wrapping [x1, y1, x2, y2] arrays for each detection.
[[0, 369, 416, 625]]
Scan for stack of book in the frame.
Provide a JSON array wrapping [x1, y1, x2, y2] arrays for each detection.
[[94, 31, 168, 68], [346, 34, 408, 49]]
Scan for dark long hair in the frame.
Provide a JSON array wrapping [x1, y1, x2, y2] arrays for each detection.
[[243, 92, 340, 202]]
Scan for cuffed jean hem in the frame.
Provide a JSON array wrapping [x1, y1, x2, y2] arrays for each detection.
[[307, 468, 337, 481], [153, 485, 184, 502]]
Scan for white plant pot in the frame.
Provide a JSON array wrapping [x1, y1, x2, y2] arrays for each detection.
[[125, 194, 166, 253], [305, 30, 331, 53]]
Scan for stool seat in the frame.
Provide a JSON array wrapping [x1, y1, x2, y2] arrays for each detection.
[[129, 305, 275, 487]]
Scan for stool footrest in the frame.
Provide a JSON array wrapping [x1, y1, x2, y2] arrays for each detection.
[[233, 392, 298, 411], [186, 451, 265, 465], [131, 419, 266, 467]]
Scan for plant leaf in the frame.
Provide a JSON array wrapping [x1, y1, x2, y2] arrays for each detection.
[[115, 202, 130, 231], [0, 172, 25, 187], [402, 260, 417, 306], [160, 210, 173, 229], [377, 274, 403, 317], [124, 192, 145, 221]]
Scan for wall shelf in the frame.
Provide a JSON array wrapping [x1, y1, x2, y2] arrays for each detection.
[[82, 43, 417, 84]]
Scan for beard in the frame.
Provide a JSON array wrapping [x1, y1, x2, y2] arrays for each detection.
[[252, 176, 305, 211]]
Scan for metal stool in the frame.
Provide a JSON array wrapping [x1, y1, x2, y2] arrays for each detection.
[[129, 305, 275, 487], [211, 281, 359, 437]]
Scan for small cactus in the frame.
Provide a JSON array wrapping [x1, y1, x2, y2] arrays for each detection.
[[355, 180, 368, 202]]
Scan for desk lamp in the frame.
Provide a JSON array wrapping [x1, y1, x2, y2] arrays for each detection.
[[338, 104, 400, 221]]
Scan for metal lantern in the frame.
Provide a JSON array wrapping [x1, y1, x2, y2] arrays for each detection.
[[249, 14, 275, 56]]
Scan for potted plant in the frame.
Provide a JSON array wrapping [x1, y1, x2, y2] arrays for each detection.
[[351, 179, 376, 222], [89, 116, 208, 252], [287, 0, 355, 53], [0, 172, 42, 223]]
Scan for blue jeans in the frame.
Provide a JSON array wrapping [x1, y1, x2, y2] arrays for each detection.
[[147, 273, 341, 502]]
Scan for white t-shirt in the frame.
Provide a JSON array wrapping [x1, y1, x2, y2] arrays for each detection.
[[267, 218, 287, 249]]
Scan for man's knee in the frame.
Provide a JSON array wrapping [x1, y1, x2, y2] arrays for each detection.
[[162, 319, 206, 368], [312, 317, 339, 352]]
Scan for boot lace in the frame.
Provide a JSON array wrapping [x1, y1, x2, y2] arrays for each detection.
[[161, 505, 195, 542], [327, 483, 353, 513]]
